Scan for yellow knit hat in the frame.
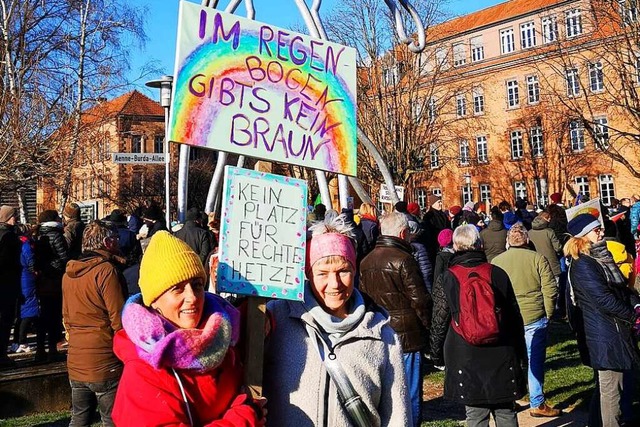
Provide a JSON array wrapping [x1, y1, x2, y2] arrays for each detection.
[[139, 231, 207, 306]]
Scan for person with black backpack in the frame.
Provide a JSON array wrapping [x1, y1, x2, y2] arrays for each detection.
[[430, 225, 527, 427]]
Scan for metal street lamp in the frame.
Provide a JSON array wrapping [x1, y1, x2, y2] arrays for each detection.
[[145, 75, 173, 228]]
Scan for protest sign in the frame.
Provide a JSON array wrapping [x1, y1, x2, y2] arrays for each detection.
[[169, 2, 357, 175], [565, 198, 603, 223], [379, 184, 405, 203], [217, 166, 308, 301]]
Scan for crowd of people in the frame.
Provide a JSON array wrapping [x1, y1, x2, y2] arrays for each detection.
[[0, 191, 638, 426]]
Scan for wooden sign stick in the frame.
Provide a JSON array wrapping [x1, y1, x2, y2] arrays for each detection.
[[244, 296, 266, 398]]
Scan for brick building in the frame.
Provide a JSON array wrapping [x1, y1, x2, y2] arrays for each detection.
[[390, 0, 640, 209]]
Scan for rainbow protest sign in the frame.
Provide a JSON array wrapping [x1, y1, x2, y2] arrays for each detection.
[[169, 1, 357, 176]]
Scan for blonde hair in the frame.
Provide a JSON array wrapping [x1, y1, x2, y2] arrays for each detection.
[[563, 236, 592, 260], [359, 203, 377, 218]]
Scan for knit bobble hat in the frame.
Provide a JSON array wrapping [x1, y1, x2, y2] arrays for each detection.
[[428, 194, 441, 207], [407, 202, 421, 216], [138, 231, 207, 306], [567, 213, 601, 238], [437, 228, 453, 247]]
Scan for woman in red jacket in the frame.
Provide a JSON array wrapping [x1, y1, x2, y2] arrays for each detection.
[[112, 231, 265, 427]]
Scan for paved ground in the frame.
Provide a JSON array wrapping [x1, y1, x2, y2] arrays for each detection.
[[422, 379, 590, 427]]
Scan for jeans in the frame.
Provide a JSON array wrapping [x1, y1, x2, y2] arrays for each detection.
[[465, 403, 519, 427], [524, 316, 548, 409], [589, 370, 624, 427], [69, 379, 119, 427], [403, 351, 421, 427]]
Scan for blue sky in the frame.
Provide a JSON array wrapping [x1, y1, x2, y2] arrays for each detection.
[[130, 0, 503, 96]]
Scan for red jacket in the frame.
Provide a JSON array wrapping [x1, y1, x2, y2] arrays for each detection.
[[112, 330, 261, 427]]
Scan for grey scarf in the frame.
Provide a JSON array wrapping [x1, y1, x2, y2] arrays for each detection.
[[302, 285, 366, 347], [590, 240, 627, 287]]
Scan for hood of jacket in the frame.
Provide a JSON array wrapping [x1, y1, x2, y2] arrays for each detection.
[[40, 221, 62, 231], [65, 250, 123, 279], [487, 219, 504, 231], [531, 217, 549, 230]]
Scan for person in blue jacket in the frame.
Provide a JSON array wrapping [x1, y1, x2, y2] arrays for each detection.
[[565, 213, 640, 427], [16, 224, 39, 353]]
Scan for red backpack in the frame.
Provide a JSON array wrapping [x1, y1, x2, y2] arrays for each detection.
[[448, 263, 500, 345]]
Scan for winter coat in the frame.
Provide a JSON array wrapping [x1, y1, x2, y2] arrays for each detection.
[[360, 235, 433, 352], [0, 223, 22, 301], [422, 209, 449, 262], [341, 209, 369, 263], [630, 201, 640, 239], [62, 249, 126, 382], [264, 291, 411, 427], [430, 250, 527, 406], [548, 209, 570, 245], [411, 241, 433, 293], [146, 219, 167, 239], [433, 248, 454, 290], [35, 222, 69, 296], [64, 218, 85, 260], [528, 217, 563, 277], [480, 220, 507, 262], [19, 236, 39, 318], [491, 247, 557, 325], [174, 221, 213, 266], [568, 255, 640, 370], [112, 293, 262, 427], [116, 225, 142, 265], [461, 209, 481, 227], [515, 209, 535, 230], [127, 214, 143, 234], [615, 210, 636, 257], [359, 215, 379, 254]]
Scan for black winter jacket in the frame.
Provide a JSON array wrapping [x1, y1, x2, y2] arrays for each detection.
[[422, 209, 449, 262], [568, 255, 640, 370], [360, 235, 433, 352], [64, 219, 85, 260], [359, 216, 379, 255], [0, 224, 22, 300], [430, 250, 527, 406], [433, 248, 454, 289], [174, 221, 213, 265], [35, 223, 69, 296]]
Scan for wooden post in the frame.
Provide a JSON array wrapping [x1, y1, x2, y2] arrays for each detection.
[[244, 297, 266, 398]]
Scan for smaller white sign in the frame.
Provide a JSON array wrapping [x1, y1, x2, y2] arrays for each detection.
[[379, 184, 405, 204], [112, 153, 166, 164]]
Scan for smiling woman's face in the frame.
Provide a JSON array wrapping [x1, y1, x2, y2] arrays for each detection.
[[310, 256, 354, 319], [151, 278, 205, 329]]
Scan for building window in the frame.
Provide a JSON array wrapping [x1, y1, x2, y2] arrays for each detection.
[[565, 9, 583, 38], [416, 188, 427, 210], [476, 135, 488, 163], [527, 75, 540, 104], [382, 66, 399, 86], [500, 28, 515, 54], [594, 116, 610, 148], [132, 171, 144, 194], [530, 126, 544, 157], [620, 0, 639, 24], [413, 98, 424, 120], [473, 88, 485, 114], [462, 184, 473, 205], [453, 43, 466, 67], [435, 47, 448, 70], [456, 94, 467, 117], [570, 120, 585, 151], [542, 16, 558, 43], [566, 68, 580, 97], [534, 178, 548, 208], [575, 176, 590, 199], [514, 181, 528, 201], [511, 130, 524, 159], [520, 21, 537, 49], [506, 79, 519, 108], [131, 135, 142, 153], [430, 143, 439, 169], [599, 174, 615, 205], [154, 135, 164, 153], [589, 61, 604, 92], [427, 98, 437, 123], [459, 140, 470, 165], [471, 36, 484, 62], [479, 184, 491, 203]]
